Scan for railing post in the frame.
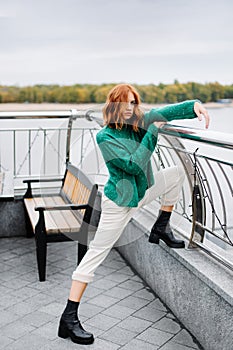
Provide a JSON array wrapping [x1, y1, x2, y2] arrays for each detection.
[[66, 109, 78, 165], [188, 149, 205, 247]]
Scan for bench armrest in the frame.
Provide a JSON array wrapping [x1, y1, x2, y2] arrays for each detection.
[[23, 177, 64, 198], [35, 204, 88, 212], [23, 178, 63, 184]]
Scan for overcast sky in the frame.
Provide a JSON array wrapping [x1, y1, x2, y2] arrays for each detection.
[[0, 0, 232, 86]]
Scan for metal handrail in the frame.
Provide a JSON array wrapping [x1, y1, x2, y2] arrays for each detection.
[[0, 109, 233, 150]]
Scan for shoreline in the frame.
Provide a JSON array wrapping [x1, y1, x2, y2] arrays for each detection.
[[0, 102, 232, 112]]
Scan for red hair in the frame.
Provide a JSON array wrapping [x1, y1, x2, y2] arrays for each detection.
[[103, 84, 143, 132]]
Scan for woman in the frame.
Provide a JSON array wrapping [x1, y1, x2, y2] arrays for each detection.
[[58, 84, 210, 345]]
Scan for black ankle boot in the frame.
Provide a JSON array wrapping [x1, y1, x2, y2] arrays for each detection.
[[58, 299, 94, 345], [149, 210, 185, 248]]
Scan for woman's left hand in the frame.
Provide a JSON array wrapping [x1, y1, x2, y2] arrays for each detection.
[[194, 102, 210, 129]]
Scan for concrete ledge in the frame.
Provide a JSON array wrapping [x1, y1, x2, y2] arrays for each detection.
[[116, 210, 233, 350], [0, 199, 27, 237]]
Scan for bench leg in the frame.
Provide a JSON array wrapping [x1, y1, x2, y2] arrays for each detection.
[[24, 205, 34, 238], [78, 242, 87, 264], [35, 235, 47, 282], [35, 214, 47, 282]]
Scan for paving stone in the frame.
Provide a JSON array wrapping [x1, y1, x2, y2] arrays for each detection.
[[2, 277, 31, 289], [119, 266, 136, 276], [117, 295, 150, 310], [84, 313, 120, 331], [81, 325, 106, 338], [133, 305, 167, 322], [11, 285, 40, 298], [0, 251, 18, 262], [160, 341, 198, 350], [0, 263, 14, 273], [95, 265, 117, 276], [166, 312, 177, 320], [102, 303, 135, 320], [39, 302, 65, 316], [25, 292, 56, 307], [117, 315, 152, 333], [0, 270, 19, 281], [43, 273, 69, 283], [83, 286, 103, 299], [133, 287, 156, 301], [37, 279, 66, 291], [0, 310, 21, 327], [121, 338, 159, 350], [152, 316, 181, 334], [85, 337, 120, 349], [22, 311, 56, 327], [4, 300, 39, 316], [18, 272, 38, 283], [5, 263, 34, 274], [1, 319, 35, 340], [51, 337, 120, 349], [0, 294, 23, 308], [104, 272, 130, 283], [79, 302, 105, 318], [172, 329, 200, 349], [31, 321, 58, 340], [103, 286, 134, 300], [40, 338, 83, 349], [0, 284, 10, 295], [137, 326, 174, 346], [46, 266, 64, 276], [100, 325, 137, 346], [87, 294, 119, 308], [108, 249, 124, 261], [4, 334, 50, 350], [91, 277, 120, 290], [102, 259, 127, 270], [0, 335, 14, 349], [118, 279, 144, 292], [148, 298, 169, 312], [131, 274, 144, 282]]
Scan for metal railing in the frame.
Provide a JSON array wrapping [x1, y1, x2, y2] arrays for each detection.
[[0, 108, 232, 271]]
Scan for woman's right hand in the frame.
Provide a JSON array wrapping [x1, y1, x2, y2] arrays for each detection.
[[153, 121, 167, 128]]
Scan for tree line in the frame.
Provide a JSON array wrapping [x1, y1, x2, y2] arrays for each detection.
[[0, 81, 232, 104]]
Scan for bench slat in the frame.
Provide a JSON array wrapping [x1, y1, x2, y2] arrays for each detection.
[[33, 197, 59, 234], [52, 196, 82, 233], [24, 198, 40, 230], [42, 197, 74, 233], [63, 171, 76, 200]]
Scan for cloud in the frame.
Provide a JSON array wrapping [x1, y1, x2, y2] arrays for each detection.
[[0, 0, 233, 85]]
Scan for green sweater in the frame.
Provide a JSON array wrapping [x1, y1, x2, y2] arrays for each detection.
[[96, 100, 198, 207]]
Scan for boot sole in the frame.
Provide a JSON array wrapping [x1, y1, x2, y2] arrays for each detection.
[[149, 235, 185, 248], [58, 325, 94, 345]]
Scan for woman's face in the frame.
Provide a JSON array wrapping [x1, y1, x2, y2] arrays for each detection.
[[123, 91, 136, 120]]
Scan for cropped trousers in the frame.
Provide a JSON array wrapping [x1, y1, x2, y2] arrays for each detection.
[[72, 165, 185, 283]]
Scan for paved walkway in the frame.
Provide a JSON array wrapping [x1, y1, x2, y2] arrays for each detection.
[[0, 237, 204, 350]]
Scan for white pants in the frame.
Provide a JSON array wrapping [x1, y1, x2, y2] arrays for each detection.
[[72, 166, 185, 283]]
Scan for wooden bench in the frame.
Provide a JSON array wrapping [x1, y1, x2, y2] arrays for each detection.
[[23, 163, 98, 282]]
